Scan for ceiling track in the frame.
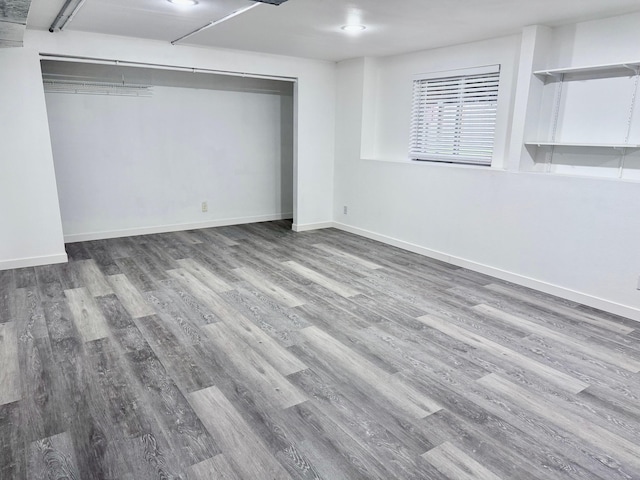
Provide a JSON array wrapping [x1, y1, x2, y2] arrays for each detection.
[[39, 53, 297, 82], [171, 2, 260, 45], [49, 0, 89, 32]]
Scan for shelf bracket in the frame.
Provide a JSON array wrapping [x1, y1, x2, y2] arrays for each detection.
[[545, 73, 565, 172], [623, 71, 639, 145]]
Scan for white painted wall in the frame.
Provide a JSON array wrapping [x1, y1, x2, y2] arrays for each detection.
[[0, 48, 67, 270], [371, 36, 520, 170], [26, 29, 336, 230], [45, 78, 294, 240], [0, 29, 334, 267], [526, 12, 640, 180], [3, 15, 639, 318], [333, 17, 640, 319], [548, 11, 640, 68]]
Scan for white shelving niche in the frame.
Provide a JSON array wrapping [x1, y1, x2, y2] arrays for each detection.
[[525, 61, 640, 180]]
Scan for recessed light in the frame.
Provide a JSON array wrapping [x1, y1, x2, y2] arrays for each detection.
[[341, 24, 366, 32], [168, 0, 198, 6]]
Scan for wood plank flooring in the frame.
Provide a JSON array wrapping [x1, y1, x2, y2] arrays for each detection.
[[1, 220, 639, 479]]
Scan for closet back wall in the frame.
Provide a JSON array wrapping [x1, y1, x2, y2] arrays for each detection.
[[43, 63, 294, 242]]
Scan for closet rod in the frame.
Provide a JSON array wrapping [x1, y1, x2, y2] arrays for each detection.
[[39, 53, 297, 83]]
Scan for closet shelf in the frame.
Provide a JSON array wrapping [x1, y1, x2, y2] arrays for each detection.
[[525, 141, 640, 149], [534, 61, 640, 77]]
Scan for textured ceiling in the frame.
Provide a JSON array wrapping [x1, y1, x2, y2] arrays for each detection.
[[26, 0, 640, 61]]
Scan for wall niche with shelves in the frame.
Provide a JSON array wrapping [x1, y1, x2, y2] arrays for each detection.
[[524, 61, 640, 180]]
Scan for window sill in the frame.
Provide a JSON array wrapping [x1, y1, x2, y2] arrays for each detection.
[[361, 157, 501, 170]]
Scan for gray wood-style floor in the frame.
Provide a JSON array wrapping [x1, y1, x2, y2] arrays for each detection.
[[1, 220, 639, 479]]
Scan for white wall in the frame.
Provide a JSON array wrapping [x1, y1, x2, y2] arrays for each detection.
[[525, 13, 640, 180], [333, 17, 640, 319], [3, 16, 639, 319], [548, 11, 640, 68], [372, 36, 520, 169], [0, 48, 67, 270], [26, 29, 336, 230], [0, 29, 335, 269], [45, 77, 294, 241]]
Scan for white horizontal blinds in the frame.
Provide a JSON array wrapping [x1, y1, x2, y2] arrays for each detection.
[[410, 65, 500, 165]]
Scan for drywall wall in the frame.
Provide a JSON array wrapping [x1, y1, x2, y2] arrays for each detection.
[[548, 11, 640, 68], [333, 57, 366, 216], [333, 17, 640, 319], [371, 35, 519, 169], [0, 47, 67, 270], [44, 65, 294, 240], [26, 29, 336, 231], [0, 29, 334, 268], [524, 13, 640, 180]]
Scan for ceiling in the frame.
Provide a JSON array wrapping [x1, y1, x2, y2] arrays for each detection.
[[26, 0, 640, 61]]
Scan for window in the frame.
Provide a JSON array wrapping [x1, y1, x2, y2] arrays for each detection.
[[409, 65, 500, 166]]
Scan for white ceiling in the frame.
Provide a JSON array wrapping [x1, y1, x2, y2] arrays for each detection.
[[26, 0, 640, 62]]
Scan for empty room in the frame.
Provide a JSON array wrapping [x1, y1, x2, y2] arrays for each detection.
[[1, 0, 640, 478]]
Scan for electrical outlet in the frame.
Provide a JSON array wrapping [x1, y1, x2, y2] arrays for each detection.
[[637, 275, 640, 290], [343, 206, 348, 215], [201, 201, 208, 213]]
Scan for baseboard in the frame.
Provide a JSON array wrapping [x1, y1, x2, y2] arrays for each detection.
[[64, 213, 294, 243], [0, 253, 68, 271], [332, 222, 640, 322], [292, 222, 334, 232]]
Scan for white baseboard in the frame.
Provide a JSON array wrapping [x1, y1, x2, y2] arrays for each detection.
[[332, 222, 640, 322], [292, 222, 334, 232], [64, 213, 294, 243], [0, 253, 68, 271]]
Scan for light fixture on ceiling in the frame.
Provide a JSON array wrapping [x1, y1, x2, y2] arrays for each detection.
[[341, 24, 366, 33], [168, 0, 198, 6]]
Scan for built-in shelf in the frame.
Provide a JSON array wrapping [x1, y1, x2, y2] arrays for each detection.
[[534, 61, 640, 77], [525, 59, 640, 179], [525, 142, 640, 149]]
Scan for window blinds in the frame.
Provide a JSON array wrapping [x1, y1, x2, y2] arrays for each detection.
[[410, 65, 500, 165]]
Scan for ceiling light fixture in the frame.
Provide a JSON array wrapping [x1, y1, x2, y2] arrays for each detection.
[[168, 0, 198, 6], [341, 24, 366, 33]]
